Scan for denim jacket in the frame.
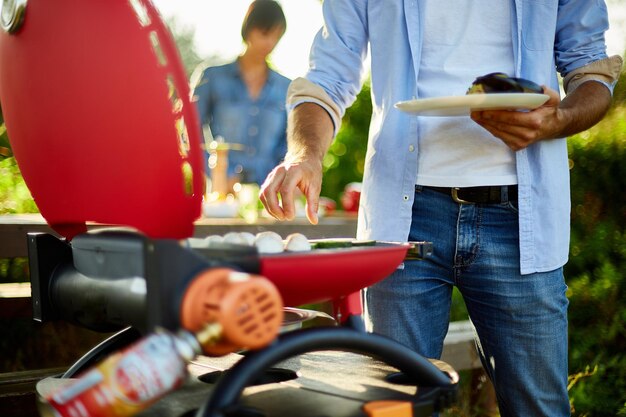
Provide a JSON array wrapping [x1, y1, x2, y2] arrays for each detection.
[[299, 0, 612, 274], [194, 61, 291, 184]]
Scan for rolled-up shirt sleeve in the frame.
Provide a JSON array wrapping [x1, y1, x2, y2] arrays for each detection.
[[555, 0, 623, 94], [287, 0, 369, 138], [563, 54, 623, 94], [286, 77, 343, 137]]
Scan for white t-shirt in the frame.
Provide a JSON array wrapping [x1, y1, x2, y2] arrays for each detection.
[[415, 0, 517, 187]]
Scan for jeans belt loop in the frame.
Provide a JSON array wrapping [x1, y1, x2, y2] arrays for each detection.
[[451, 188, 474, 204], [501, 186, 509, 203]]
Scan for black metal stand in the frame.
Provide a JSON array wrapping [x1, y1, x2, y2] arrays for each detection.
[[62, 327, 142, 378], [197, 327, 457, 417]]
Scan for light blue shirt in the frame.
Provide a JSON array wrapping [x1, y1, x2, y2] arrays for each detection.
[[194, 61, 291, 184], [299, 0, 611, 274]]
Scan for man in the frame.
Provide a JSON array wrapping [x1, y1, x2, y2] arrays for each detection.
[[260, 1, 622, 416]]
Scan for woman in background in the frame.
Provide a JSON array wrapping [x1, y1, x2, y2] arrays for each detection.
[[193, 0, 290, 188]]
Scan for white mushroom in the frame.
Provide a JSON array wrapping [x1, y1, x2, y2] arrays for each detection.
[[223, 231, 246, 245], [284, 233, 311, 252], [238, 232, 256, 246], [185, 237, 209, 249], [255, 231, 284, 254], [204, 235, 224, 245]]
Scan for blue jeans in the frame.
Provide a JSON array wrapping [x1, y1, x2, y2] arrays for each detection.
[[366, 186, 570, 417]]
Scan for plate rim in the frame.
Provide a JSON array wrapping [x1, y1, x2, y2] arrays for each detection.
[[394, 93, 550, 116]]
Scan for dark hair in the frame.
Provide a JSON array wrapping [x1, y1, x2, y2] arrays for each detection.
[[240, 0, 286, 40]]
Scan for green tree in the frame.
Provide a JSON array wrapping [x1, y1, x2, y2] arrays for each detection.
[[564, 71, 626, 416], [0, 104, 11, 160], [165, 17, 203, 77], [0, 102, 37, 214], [320, 82, 371, 202]]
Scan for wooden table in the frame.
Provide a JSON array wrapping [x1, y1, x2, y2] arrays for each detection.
[[0, 214, 359, 259]]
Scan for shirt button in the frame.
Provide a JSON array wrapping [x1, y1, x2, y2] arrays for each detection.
[[403, 195, 409, 201], [248, 126, 259, 136], [249, 106, 259, 116], [408, 145, 415, 152]]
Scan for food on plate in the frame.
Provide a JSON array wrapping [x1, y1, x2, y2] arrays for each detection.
[[284, 233, 312, 252], [467, 72, 543, 95], [254, 231, 285, 254]]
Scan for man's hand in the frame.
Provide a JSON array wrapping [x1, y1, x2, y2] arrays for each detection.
[[260, 158, 323, 224], [471, 81, 612, 151], [259, 102, 334, 225], [470, 86, 562, 151]]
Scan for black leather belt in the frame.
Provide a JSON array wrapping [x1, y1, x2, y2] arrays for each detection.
[[422, 185, 518, 204]]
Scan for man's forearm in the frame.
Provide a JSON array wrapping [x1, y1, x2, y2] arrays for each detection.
[[558, 81, 613, 138], [285, 102, 335, 167]]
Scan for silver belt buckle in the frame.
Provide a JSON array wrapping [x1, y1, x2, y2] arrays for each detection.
[[451, 188, 474, 204]]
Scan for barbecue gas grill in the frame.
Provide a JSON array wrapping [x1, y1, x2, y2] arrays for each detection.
[[0, 1, 458, 416]]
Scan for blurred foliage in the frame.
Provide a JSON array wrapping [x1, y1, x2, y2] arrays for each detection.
[[0, 257, 29, 283], [1, 96, 37, 213], [0, 104, 11, 159], [564, 72, 626, 415], [165, 17, 204, 78], [321, 83, 371, 201], [0, 86, 36, 214], [0, 157, 37, 214]]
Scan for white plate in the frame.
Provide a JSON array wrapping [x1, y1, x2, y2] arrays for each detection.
[[395, 93, 549, 117]]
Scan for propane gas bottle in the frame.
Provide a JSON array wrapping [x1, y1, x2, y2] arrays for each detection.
[[39, 329, 204, 417]]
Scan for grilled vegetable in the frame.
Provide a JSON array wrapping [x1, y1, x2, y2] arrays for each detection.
[[467, 72, 543, 95], [310, 239, 376, 249]]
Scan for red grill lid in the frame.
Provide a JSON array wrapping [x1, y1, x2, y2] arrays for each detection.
[[0, 0, 204, 239]]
